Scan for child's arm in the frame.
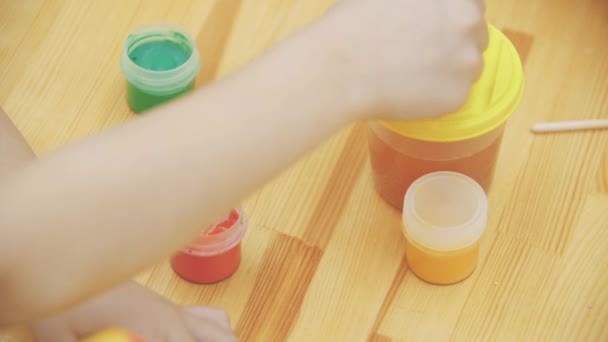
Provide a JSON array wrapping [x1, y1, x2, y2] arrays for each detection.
[[0, 23, 352, 325], [2, 101, 235, 342], [0, 0, 487, 325]]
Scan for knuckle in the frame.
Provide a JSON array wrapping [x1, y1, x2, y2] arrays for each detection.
[[465, 0, 485, 23], [209, 307, 232, 327], [460, 47, 484, 76], [219, 310, 231, 325], [454, 2, 484, 28], [468, 48, 483, 65], [443, 85, 471, 112]]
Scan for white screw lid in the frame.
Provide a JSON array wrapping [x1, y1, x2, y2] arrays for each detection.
[[402, 172, 488, 251]]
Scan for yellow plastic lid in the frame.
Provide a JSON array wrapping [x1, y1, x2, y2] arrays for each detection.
[[380, 25, 524, 142]]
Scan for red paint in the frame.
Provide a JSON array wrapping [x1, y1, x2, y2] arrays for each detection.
[[368, 125, 504, 209], [171, 208, 247, 284], [171, 244, 241, 284], [206, 209, 239, 235]]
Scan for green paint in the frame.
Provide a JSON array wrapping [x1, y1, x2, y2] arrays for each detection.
[[126, 80, 194, 113], [127, 39, 193, 112], [129, 40, 191, 71], [121, 25, 200, 113]]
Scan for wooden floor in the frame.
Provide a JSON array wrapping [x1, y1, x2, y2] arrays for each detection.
[[1, 0, 607, 341]]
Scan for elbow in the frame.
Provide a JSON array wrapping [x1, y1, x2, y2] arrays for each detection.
[[0, 307, 23, 329], [0, 268, 55, 327], [0, 276, 33, 327], [0, 293, 25, 327], [0, 267, 94, 328]]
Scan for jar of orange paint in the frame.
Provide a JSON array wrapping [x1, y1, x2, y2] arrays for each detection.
[[171, 207, 247, 284], [368, 25, 524, 209], [402, 172, 488, 285]]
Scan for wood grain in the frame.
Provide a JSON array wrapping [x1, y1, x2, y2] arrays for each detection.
[[194, 0, 242, 85], [1, 0, 607, 341], [235, 233, 322, 341], [603, 145, 608, 191]]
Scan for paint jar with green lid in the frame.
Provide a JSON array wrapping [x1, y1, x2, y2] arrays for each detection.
[[121, 22, 201, 113]]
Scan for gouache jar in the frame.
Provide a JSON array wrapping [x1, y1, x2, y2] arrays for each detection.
[[368, 25, 524, 209], [171, 208, 247, 284], [402, 172, 488, 285], [120, 22, 201, 113]]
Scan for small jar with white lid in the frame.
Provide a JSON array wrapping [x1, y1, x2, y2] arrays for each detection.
[[402, 172, 489, 285]]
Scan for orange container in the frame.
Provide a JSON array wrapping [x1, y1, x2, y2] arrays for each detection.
[[368, 25, 524, 209]]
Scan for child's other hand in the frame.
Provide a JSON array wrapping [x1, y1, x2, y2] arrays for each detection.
[[319, 0, 488, 120], [30, 282, 236, 342]]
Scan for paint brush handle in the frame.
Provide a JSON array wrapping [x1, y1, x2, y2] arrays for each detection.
[[531, 119, 608, 133]]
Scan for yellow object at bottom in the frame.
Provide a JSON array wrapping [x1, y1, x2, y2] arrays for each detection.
[[405, 238, 479, 285], [80, 328, 141, 342]]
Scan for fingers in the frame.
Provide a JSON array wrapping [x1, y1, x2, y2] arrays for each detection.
[[185, 306, 231, 330], [166, 325, 197, 342], [448, 0, 488, 55], [463, 45, 484, 83], [182, 306, 236, 342], [31, 321, 78, 342], [477, 22, 489, 52], [183, 318, 236, 342], [470, 0, 488, 52]]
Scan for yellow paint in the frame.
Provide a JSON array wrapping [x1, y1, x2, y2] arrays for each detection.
[[401, 172, 487, 285], [405, 236, 479, 285], [80, 328, 140, 342]]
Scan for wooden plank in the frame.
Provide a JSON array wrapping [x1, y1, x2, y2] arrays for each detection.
[[235, 233, 322, 341], [287, 164, 405, 340], [452, 195, 608, 341]]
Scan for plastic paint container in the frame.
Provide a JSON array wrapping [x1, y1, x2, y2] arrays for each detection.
[[120, 22, 200, 113], [171, 208, 247, 284], [402, 172, 488, 285], [368, 25, 524, 209]]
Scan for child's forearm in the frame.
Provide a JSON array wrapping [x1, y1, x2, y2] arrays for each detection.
[[0, 23, 352, 324]]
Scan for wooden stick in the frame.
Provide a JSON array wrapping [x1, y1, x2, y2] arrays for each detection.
[[531, 119, 608, 133]]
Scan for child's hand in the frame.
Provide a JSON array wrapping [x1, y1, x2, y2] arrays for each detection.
[[30, 282, 236, 342], [319, 0, 488, 120]]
